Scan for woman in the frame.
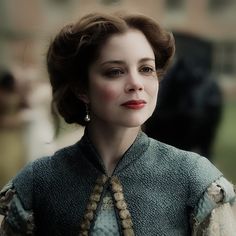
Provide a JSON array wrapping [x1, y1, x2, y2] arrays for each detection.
[[0, 12, 235, 236]]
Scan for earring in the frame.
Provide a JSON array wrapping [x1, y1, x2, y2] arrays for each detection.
[[84, 103, 90, 122]]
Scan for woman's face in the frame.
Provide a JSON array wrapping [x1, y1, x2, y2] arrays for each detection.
[[84, 29, 159, 128]]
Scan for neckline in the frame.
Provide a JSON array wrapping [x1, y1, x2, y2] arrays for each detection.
[[78, 129, 150, 176]]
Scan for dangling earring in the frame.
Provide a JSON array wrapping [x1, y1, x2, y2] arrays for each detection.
[[84, 103, 90, 122]]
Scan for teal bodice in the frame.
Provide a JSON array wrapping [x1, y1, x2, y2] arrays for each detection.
[[7, 131, 223, 235]]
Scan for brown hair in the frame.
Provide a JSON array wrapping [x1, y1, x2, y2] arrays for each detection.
[[47, 12, 175, 126]]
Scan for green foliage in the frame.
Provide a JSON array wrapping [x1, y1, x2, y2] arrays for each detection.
[[213, 101, 236, 183]]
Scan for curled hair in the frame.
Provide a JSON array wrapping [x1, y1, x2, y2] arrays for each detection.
[[47, 12, 175, 125]]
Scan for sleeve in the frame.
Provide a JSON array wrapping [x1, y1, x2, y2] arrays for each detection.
[[191, 176, 236, 236], [0, 163, 35, 235], [187, 155, 223, 208]]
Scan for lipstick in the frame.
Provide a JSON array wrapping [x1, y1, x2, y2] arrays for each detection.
[[121, 100, 146, 109]]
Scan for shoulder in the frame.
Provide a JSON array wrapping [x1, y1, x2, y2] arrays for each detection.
[[147, 136, 215, 170], [10, 141, 81, 206], [23, 140, 81, 173], [146, 137, 223, 205]]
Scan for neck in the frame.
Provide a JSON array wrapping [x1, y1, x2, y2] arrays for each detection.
[[87, 123, 141, 176]]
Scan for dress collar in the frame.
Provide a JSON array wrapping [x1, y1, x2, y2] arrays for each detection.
[[77, 129, 150, 176]]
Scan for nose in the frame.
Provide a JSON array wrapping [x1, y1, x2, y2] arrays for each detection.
[[125, 72, 144, 93]]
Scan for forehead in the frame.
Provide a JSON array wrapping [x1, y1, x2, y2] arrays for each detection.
[[96, 29, 155, 63]]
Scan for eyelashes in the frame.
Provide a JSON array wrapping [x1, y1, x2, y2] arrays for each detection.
[[104, 68, 124, 78], [139, 66, 156, 75], [103, 66, 156, 78]]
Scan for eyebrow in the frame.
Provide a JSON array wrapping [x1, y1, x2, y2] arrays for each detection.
[[100, 57, 155, 66], [100, 60, 125, 66], [139, 58, 155, 63]]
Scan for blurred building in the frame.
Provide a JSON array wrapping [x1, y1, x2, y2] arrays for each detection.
[[0, 0, 236, 82]]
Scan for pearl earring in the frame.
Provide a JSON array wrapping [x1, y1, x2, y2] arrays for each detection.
[[84, 103, 90, 122]]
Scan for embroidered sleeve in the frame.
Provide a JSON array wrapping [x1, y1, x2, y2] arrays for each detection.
[[191, 176, 236, 236], [0, 181, 35, 235]]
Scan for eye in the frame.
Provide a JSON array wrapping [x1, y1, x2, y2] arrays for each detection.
[[104, 68, 125, 78], [139, 66, 156, 75]]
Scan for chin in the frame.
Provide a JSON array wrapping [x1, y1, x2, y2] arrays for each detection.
[[120, 118, 148, 128]]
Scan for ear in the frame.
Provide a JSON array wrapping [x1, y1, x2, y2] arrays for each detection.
[[77, 93, 90, 104]]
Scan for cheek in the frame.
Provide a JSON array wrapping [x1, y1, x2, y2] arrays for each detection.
[[92, 83, 119, 102], [155, 83, 159, 97], [148, 80, 159, 98]]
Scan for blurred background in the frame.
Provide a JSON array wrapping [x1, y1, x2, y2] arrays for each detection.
[[0, 0, 235, 188]]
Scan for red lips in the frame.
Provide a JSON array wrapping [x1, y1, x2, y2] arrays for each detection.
[[121, 100, 146, 109]]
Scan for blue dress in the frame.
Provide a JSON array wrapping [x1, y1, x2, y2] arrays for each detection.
[[0, 131, 235, 235]]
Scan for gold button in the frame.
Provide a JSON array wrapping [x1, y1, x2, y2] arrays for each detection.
[[123, 228, 135, 236], [93, 184, 103, 193], [86, 201, 97, 211], [80, 220, 90, 230], [84, 210, 94, 221], [114, 192, 124, 201], [96, 175, 108, 185], [110, 176, 123, 192], [116, 200, 127, 210], [122, 218, 133, 229], [79, 231, 88, 236], [89, 193, 101, 202], [110, 176, 119, 182], [110, 176, 121, 185], [111, 182, 123, 192], [119, 209, 131, 219]]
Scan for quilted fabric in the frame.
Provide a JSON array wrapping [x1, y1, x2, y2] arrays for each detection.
[[0, 131, 226, 235]]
